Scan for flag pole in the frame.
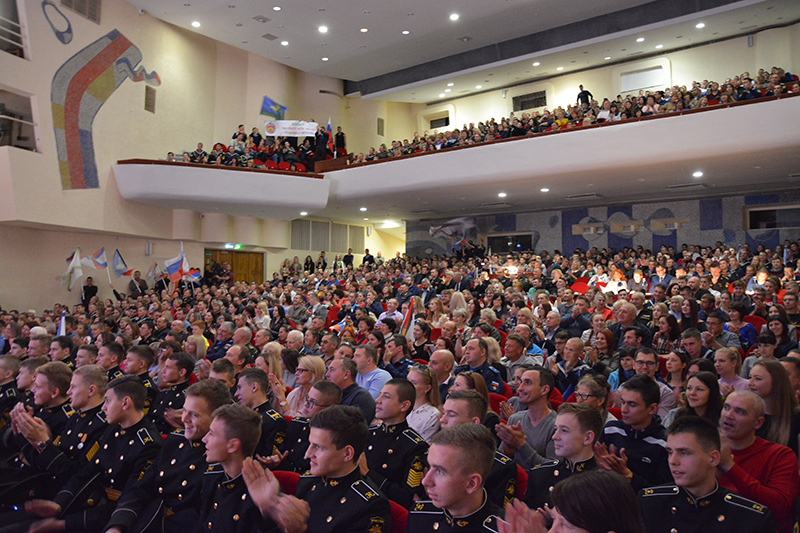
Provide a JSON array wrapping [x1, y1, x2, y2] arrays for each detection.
[[105, 261, 113, 285]]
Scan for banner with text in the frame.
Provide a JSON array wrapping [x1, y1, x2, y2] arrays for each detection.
[[264, 120, 318, 137]]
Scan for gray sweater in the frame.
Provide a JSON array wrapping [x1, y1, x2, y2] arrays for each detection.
[[506, 410, 557, 468]]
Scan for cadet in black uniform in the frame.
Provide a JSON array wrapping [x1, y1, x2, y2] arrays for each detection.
[[269, 381, 341, 473], [438, 390, 517, 509], [234, 369, 287, 458], [639, 416, 776, 533], [407, 424, 503, 532], [123, 346, 158, 414], [524, 403, 603, 511], [149, 353, 194, 433], [96, 343, 125, 383], [0, 362, 74, 461], [49, 337, 76, 370], [364, 378, 428, 509], [0, 355, 20, 430], [24, 376, 163, 533], [296, 405, 391, 533], [14, 357, 47, 412], [105, 379, 232, 533], [0, 365, 108, 502], [198, 404, 278, 533]]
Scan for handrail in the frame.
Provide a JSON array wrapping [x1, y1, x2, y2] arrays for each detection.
[[115, 158, 324, 179], [0, 14, 21, 29], [339, 91, 800, 172], [0, 114, 34, 126]]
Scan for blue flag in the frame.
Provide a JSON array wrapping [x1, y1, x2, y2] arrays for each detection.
[[260, 96, 287, 120]]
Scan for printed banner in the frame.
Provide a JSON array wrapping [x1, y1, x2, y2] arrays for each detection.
[[263, 120, 318, 137]]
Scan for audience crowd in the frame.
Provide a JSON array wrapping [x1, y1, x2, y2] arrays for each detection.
[[162, 65, 798, 172], [0, 235, 799, 532]]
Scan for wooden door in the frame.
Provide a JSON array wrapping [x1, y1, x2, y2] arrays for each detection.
[[205, 249, 263, 284]]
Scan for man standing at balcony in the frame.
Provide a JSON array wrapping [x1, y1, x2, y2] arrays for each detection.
[[576, 84, 593, 106], [128, 271, 148, 296]]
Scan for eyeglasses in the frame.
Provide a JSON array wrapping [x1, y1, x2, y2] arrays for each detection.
[[634, 360, 658, 367], [295, 368, 309, 374], [574, 393, 599, 401], [303, 396, 330, 409]]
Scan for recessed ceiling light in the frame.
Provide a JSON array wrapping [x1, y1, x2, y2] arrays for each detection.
[[498, 192, 507, 198], [447, 82, 454, 87], [450, 13, 459, 21], [475, 85, 482, 89], [318, 26, 328, 33], [532, 62, 540, 66], [693, 171, 703, 178], [604, 56, 611, 60], [322, 57, 328, 61], [444, 89, 451, 93], [191, 21, 201, 27], [363, 218, 369, 221], [556, 66, 564, 71], [401, 30, 410, 35], [300, 211, 307, 216], [696, 22, 705, 28], [636, 37, 645, 42], [655, 44, 663, 49], [541, 188, 549, 192], [439, 93, 445, 97], [360, 28, 368, 33], [360, 207, 367, 211], [281, 40, 288, 45], [273, 6, 281, 11]]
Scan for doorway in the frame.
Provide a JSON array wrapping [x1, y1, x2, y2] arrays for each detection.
[[204, 250, 264, 284]]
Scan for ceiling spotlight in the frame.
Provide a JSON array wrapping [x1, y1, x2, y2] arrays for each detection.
[[604, 56, 611, 60], [273, 6, 281, 11], [447, 82, 454, 87], [363, 218, 369, 221], [450, 13, 459, 21], [693, 171, 703, 178], [636, 37, 645, 42], [318, 25, 328, 33], [439, 93, 445, 97], [696, 22, 705, 28], [655, 44, 663, 49], [360, 207, 367, 212], [360, 28, 368, 33], [556, 66, 564, 71], [191, 21, 201, 27], [498, 192, 507, 198], [532, 62, 540, 66], [322, 57, 328, 61], [299, 211, 307, 216], [444, 89, 451, 93], [475, 85, 482, 89], [541, 188, 550, 192], [401, 30, 410, 35], [281, 40, 288, 45]]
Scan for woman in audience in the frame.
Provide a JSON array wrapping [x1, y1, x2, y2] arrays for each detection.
[[717, 290, 733, 316], [652, 313, 681, 355], [410, 320, 433, 362], [725, 301, 758, 351], [767, 316, 798, 358], [406, 364, 442, 441], [664, 349, 689, 396], [580, 313, 607, 348], [608, 347, 636, 392], [490, 293, 508, 321], [575, 375, 616, 423], [184, 334, 208, 362], [433, 336, 455, 353], [272, 354, 325, 417], [254, 302, 271, 330], [426, 298, 447, 328], [449, 291, 468, 315], [449, 370, 501, 439], [687, 357, 716, 378], [591, 292, 613, 321], [367, 329, 386, 361], [589, 265, 609, 285], [290, 256, 302, 274], [748, 360, 800, 453], [269, 305, 290, 338], [679, 297, 704, 332], [451, 308, 472, 346], [279, 348, 300, 389], [411, 296, 427, 321], [584, 328, 618, 376], [467, 297, 483, 328], [714, 347, 748, 396], [303, 255, 314, 272], [663, 371, 723, 429]]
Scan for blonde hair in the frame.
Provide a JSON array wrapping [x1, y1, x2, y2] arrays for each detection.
[[483, 337, 502, 364], [409, 365, 442, 408], [449, 292, 468, 313], [186, 335, 207, 360], [298, 355, 326, 384], [263, 341, 283, 359]]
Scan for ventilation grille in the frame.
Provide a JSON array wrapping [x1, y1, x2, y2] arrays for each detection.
[[291, 219, 311, 250], [566, 193, 602, 200], [331, 223, 348, 253], [253, 15, 271, 23], [666, 183, 707, 191], [144, 86, 156, 113], [513, 90, 547, 111], [479, 201, 511, 208], [61, 0, 101, 24], [377, 117, 384, 137], [311, 221, 329, 251], [261, 33, 278, 41], [349, 226, 365, 252]]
